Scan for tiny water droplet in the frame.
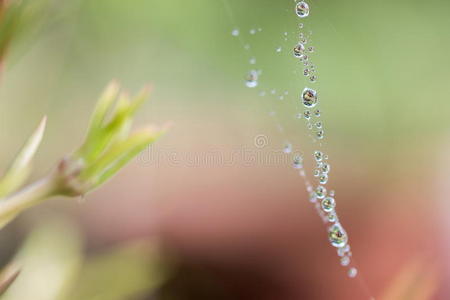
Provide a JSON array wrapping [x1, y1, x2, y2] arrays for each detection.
[[314, 150, 324, 162], [293, 156, 303, 169], [249, 57, 256, 64], [246, 70, 259, 88], [316, 130, 325, 140], [250, 28, 256, 35], [283, 143, 293, 154], [348, 268, 358, 278], [232, 29, 240, 36], [341, 256, 350, 267], [295, 1, 310, 18], [276, 47, 282, 53]]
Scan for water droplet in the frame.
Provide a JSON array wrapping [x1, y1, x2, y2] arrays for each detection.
[[283, 143, 293, 154], [296, 113, 302, 119], [321, 163, 330, 174], [302, 88, 318, 108], [232, 29, 240, 36], [308, 46, 315, 52], [309, 192, 318, 203], [303, 69, 310, 76], [315, 185, 327, 199], [316, 130, 324, 140], [314, 150, 324, 162], [310, 75, 317, 82], [348, 268, 358, 278], [299, 23, 304, 29], [293, 43, 306, 58], [321, 197, 335, 212], [249, 57, 256, 64], [246, 70, 259, 88], [293, 156, 303, 169], [314, 109, 321, 117], [295, 1, 310, 18], [276, 47, 282, 53], [328, 224, 348, 248], [315, 122, 323, 129], [304, 110, 311, 120], [313, 169, 320, 177], [329, 190, 335, 197], [328, 212, 337, 223], [337, 244, 350, 257], [341, 256, 350, 267], [319, 173, 329, 184], [250, 28, 256, 35]]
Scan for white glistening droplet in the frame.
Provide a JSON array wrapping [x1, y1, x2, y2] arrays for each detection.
[[295, 1, 310, 18]]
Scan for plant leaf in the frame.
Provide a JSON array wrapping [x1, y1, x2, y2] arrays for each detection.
[[0, 117, 46, 198]]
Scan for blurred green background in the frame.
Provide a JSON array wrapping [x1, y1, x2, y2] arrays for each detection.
[[0, 0, 449, 299]]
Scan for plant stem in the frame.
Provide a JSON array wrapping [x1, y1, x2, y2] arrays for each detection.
[[0, 174, 60, 226]]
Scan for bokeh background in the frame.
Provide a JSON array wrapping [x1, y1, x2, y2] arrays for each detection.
[[0, 0, 449, 299]]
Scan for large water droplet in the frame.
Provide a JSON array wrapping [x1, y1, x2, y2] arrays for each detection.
[[295, 1, 310, 18], [328, 224, 348, 248], [302, 88, 318, 108]]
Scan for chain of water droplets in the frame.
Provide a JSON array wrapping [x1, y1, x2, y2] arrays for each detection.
[[226, 0, 358, 279]]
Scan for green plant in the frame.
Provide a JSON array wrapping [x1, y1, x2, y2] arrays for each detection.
[[0, 81, 166, 229]]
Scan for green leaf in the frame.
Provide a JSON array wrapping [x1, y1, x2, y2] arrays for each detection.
[[0, 117, 46, 198], [82, 127, 165, 188]]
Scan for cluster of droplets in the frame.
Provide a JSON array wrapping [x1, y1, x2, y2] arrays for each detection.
[[294, 1, 357, 279], [230, 0, 358, 280]]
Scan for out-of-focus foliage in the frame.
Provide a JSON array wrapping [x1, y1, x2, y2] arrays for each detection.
[[0, 0, 52, 62], [380, 259, 439, 300], [1, 219, 82, 300], [1, 219, 167, 300]]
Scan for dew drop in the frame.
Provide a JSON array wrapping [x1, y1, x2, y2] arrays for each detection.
[[321, 197, 335, 212], [232, 29, 240, 36], [276, 47, 282, 53], [314, 109, 321, 117], [315, 122, 323, 129], [295, 1, 310, 18], [249, 57, 256, 64], [315, 185, 327, 199], [328, 224, 348, 248], [245, 70, 259, 88], [348, 268, 358, 278], [304, 110, 311, 120], [302, 88, 318, 108], [250, 28, 256, 35], [319, 173, 329, 184], [316, 130, 324, 140], [293, 43, 306, 58], [341, 256, 350, 267], [310, 75, 317, 82], [321, 163, 330, 174], [314, 150, 324, 162], [293, 155, 303, 169], [283, 143, 293, 154]]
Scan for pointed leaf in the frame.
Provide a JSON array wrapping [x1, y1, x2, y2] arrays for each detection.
[[0, 117, 46, 197]]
